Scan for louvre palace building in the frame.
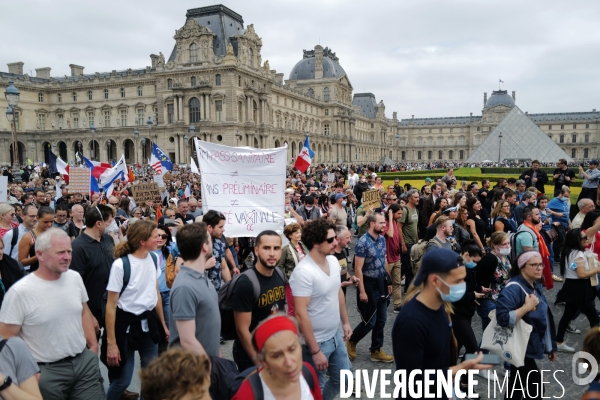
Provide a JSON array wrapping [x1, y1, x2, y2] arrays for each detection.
[[0, 4, 598, 166]]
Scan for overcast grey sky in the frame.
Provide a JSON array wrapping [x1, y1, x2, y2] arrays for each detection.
[[2, 0, 599, 120]]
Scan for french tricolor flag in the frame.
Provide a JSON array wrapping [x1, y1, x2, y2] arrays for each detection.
[[82, 156, 113, 180], [294, 135, 314, 173], [183, 183, 191, 199]]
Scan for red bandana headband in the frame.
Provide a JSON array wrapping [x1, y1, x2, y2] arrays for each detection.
[[254, 316, 298, 353]]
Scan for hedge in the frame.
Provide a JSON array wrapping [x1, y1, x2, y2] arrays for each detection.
[[379, 174, 583, 188], [480, 167, 579, 175]]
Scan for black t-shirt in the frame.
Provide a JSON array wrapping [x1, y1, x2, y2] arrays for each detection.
[[392, 297, 452, 399], [70, 232, 116, 315], [333, 248, 350, 278], [68, 222, 86, 239], [232, 267, 286, 335], [553, 168, 575, 191], [175, 213, 195, 224]]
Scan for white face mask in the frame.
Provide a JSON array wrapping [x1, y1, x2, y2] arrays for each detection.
[[499, 247, 511, 256]]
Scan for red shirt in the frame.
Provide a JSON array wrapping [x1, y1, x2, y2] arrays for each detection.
[[0, 221, 19, 239], [584, 230, 600, 255], [385, 219, 401, 263]]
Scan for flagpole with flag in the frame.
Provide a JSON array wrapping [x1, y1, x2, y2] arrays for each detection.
[[47, 150, 70, 176], [294, 135, 314, 173]]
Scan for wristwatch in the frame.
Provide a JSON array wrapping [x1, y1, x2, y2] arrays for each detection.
[[0, 376, 12, 392]]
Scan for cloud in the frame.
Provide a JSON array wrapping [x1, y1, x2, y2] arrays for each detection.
[[1, 0, 599, 119]]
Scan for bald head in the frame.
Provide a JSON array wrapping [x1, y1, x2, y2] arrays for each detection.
[[108, 196, 119, 206], [71, 204, 85, 222], [578, 198, 595, 214]]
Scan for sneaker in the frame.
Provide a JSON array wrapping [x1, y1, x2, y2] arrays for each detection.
[[567, 324, 582, 334], [393, 307, 401, 313], [557, 342, 576, 352], [401, 277, 406, 286], [552, 274, 564, 282], [120, 390, 140, 400], [370, 348, 394, 363], [346, 341, 357, 361]]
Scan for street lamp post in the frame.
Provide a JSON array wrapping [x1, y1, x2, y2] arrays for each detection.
[[5, 81, 21, 169], [90, 122, 96, 160], [183, 134, 188, 163], [188, 124, 195, 164], [498, 132, 503, 165]]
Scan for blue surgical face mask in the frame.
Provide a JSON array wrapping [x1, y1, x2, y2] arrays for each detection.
[[451, 219, 455, 225], [436, 276, 466, 302], [560, 197, 568, 202], [465, 261, 477, 269], [341, 201, 347, 207]]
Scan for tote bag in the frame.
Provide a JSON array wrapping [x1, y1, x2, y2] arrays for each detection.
[[481, 282, 533, 368]]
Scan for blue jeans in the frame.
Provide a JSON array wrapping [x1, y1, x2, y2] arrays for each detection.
[[160, 290, 170, 330], [313, 330, 351, 400], [477, 299, 496, 333], [350, 277, 388, 351], [106, 332, 158, 400]]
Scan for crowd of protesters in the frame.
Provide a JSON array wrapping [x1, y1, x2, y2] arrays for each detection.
[[1, 156, 600, 400]]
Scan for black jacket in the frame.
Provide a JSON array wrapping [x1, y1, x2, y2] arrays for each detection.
[[0, 257, 25, 309], [519, 168, 548, 193]]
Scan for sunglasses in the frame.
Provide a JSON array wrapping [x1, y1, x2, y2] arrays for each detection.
[[159, 234, 169, 240], [325, 237, 336, 244]]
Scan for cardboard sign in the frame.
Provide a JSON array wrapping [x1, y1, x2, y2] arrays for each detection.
[[0, 176, 7, 202], [361, 189, 381, 209], [131, 182, 161, 203], [68, 168, 91, 195], [195, 138, 287, 237]]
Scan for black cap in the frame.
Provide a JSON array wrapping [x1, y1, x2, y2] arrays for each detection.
[[413, 248, 462, 286]]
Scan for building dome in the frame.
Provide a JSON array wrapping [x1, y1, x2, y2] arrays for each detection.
[[289, 47, 346, 80], [485, 90, 515, 108]]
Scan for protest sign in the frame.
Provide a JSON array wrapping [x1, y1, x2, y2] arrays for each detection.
[[68, 168, 91, 194], [0, 177, 7, 202], [195, 139, 286, 237], [361, 189, 381, 209], [131, 182, 162, 203]]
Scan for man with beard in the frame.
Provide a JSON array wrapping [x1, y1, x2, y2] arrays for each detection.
[[346, 212, 393, 364], [70, 205, 116, 335], [232, 230, 286, 371], [514, 206, 541, 255], [169, 223, 221, 358]]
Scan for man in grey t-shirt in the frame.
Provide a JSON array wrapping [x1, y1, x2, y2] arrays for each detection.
[[0, 336, 40, 397], [169, 223, 220, 357]]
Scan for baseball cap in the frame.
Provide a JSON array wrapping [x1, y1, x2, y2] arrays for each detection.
[[590, 159, 599, 165], [425, 178, 433, 183], [335, 193, 347, 201], [442, 205, 458, 214], [413, 248, 462, 286]]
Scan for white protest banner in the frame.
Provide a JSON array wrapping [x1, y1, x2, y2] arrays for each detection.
[[195, 138, 286, 237], [0, 177, 7, 202]]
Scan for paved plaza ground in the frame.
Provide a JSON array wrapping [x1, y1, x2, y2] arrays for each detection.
[[100, 245, 591, 399]]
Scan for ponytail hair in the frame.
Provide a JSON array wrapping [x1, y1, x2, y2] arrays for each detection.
[[114, 220, 157, 258]]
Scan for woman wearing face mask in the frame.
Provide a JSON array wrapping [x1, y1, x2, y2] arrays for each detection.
[[474, 232, 511, 331], [495, 251, 557, 399], [449, 240, 484, 390]]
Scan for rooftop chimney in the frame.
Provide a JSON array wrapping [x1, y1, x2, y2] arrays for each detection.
[[512, 91, 516, 101], [150, 54, 159, 69], [314, 45, 324, 79], [35, 67, 51, 79], [69, 64, 84, 76], [7, 62, 24, 75], [483, 92, 487, 107], [594, 109, 597, 112]]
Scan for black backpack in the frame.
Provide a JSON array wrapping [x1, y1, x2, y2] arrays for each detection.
[[229, 363, 316, 399], [218, 267, 285, 341], [8, 227, 18, 258], [101, 253, 157, 320]]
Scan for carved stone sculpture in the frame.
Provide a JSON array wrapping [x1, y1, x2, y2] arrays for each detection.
[[51, 119, 55, 129], [226, 43, 235, 56]]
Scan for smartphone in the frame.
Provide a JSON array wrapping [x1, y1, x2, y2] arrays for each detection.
[[164, 218, 176, 225], [464, 353, 501, 365]]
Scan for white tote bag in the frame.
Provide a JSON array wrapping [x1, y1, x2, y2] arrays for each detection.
[[480, 282, 533, 368]]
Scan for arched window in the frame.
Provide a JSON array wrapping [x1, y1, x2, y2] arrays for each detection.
[[189, 98, 200, 123], [323, 87, 330, 102], [191, 76, 196, 87], [459, 150, 464, 160], [401, 151, 406, 160], [417, 151, 422, 160], [584, 148, 590, 159], [438, 151, 443, 159], [189, 43, 198, 63], [572, 148, 577, 159], [167, 79, 172, 89], [215, 74, 221, 86], [449, 150, 454, 159], [88, 91, 93, 100], [104, 89, 108, 99], [308, 88, 314, 97]]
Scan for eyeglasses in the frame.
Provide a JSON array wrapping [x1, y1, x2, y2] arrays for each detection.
[[325, 237, 336, 244], [527, 263, 544, 269], [159, 234, 169, 240], [109, 202, 119, 206]]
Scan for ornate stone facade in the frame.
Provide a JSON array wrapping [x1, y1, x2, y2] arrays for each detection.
[[0, 5, 598, 166]]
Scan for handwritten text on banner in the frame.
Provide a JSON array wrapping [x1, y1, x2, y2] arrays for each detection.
[[195, 139, 286, 237]]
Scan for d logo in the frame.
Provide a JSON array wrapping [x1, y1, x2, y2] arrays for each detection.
[[572, 351, 598, 385]]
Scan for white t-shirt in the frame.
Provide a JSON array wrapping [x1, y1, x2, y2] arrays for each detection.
[[261, 373, 314, 400], [566, 250, 588, 280], [107, 253, 160, 315], [0, 270, 88, 363], [289, 254, 341, 343]]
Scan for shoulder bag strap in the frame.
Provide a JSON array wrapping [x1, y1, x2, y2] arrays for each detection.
[[245, 268, 261, 304], [9, 227, 18, 257], [505, 280, 531, 298], [120, 256, 131, 296], [0, 339, 7, 354], [301, 363, 316, 391], [287, 243, 299, 265], [248, 369, 264, 399]]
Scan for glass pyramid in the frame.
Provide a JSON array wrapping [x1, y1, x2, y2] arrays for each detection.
[[466, 106, 572, 163]]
